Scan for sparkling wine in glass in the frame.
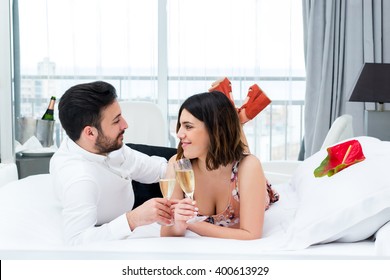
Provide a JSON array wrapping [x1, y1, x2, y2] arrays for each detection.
[[174, 158, 207, 223], [175, 169, 195, 199], [159, 167, 176, 226], [159, 178, 175, 200]]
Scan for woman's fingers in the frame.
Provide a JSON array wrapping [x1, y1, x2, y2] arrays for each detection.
[[173, 199, 198, 221]]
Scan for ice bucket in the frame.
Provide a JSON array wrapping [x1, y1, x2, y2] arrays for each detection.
[[16, 117, 37, 145], [16, 117, 55, 147], [35, 119, 55, 147]]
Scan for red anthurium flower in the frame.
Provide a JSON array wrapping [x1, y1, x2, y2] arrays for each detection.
[[314, 139, 366, 177]]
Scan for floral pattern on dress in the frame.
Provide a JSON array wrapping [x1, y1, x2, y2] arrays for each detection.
[[205, 159, 279, 227]]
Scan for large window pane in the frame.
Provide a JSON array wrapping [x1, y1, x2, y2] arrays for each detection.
[[17, 0, 305, 161], [166, 0, 305, 160]]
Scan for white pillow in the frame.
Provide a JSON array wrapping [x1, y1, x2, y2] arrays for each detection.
[[287, 136, 390, 249], [0, 174, 64, 248]]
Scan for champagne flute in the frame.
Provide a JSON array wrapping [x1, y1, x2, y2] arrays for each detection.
[[159, 164, 175, 226], [159, 178, 175, 201], [174, 158, 207, 223]]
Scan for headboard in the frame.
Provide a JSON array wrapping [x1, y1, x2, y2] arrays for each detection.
[[126, 143, 177, 208], [120, 101, 168, 147]]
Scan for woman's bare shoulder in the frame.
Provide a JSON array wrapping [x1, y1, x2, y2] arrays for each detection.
[[239, 154, 263, 173], [168, 154, 178, 163], [241, 153, 261, 165]]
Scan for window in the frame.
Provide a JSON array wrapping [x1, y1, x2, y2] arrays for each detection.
[[16, 0, 305, 160]]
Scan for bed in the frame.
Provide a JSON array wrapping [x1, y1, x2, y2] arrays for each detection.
[[1, 136, 389, 260]]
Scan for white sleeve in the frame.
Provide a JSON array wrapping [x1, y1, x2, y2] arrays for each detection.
[[60, 178, 132, 245], [123, 146, 167, 183]]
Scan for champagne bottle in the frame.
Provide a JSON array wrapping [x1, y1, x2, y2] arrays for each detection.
[[41, 96, 56, 120]]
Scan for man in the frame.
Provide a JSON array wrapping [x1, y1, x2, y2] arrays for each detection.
[[50, 81, 171, 245]]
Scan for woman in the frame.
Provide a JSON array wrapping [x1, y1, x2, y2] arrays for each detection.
[[161, 91, 278, 240]]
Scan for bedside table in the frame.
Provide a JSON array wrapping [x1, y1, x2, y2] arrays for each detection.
[[16, 153, 53, 179]]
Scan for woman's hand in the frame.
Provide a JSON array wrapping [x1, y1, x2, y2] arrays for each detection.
[[171, 198, 198, 223]]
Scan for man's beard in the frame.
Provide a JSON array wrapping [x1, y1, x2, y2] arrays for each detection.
[[94, 130, 124, 154]]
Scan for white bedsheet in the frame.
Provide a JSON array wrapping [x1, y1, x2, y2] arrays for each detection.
[[0, 174, 382, 260]]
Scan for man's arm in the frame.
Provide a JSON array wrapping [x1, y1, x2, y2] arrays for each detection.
[[60, 179, 132, 245]]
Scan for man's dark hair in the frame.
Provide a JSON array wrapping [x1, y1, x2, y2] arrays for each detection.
[[58, 81, 117, 141]]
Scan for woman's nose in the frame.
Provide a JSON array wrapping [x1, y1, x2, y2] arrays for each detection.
[[177, 128, 184, 139]]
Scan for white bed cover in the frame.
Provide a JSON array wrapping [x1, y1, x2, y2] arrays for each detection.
[[0, 174, 382, 260]]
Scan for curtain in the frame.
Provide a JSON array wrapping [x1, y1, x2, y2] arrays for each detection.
[[302, 0, 390, 158]]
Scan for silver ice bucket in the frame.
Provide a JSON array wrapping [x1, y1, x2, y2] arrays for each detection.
[[16, 117, 55, 147], [16, 117, 37, 145], [35, 119, 55, 147]]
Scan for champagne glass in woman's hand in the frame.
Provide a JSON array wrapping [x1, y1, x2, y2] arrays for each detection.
[[174, 158, 207, 223]]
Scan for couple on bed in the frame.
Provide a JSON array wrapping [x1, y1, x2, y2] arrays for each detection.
[[50, 78, 278, 245]]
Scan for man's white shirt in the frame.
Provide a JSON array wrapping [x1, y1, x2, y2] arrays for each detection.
[[50, 136, 167, 245]]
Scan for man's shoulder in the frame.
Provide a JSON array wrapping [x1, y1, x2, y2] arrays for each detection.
[[50, 147, 100, 180], [51, 146, 85, 166]]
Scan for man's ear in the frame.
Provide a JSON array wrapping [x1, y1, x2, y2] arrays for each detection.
[[83, 125, 98, 140]]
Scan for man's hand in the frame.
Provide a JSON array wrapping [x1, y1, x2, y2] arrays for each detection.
[[126, 197, 173, 230]]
